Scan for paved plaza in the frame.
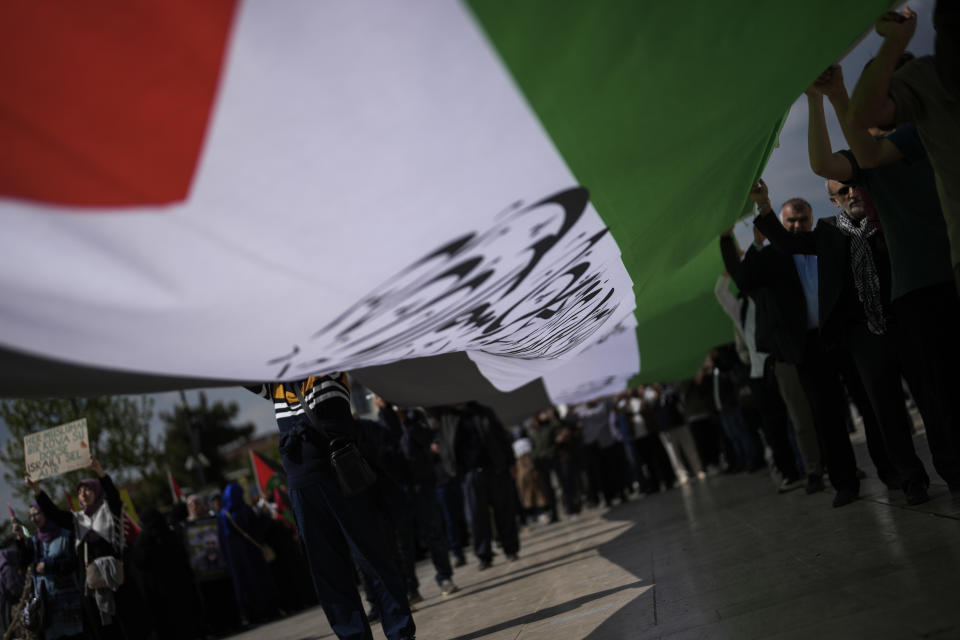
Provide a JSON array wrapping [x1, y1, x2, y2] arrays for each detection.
[[230, 435, 960, 639]]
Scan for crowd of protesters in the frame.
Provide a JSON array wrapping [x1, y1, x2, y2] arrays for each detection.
[[1, 361, 931, 640], [1, 454, 317, 640], [0, 5, 957, 640], [718, 3, 960, 510]]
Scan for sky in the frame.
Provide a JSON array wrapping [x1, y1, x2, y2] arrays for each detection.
[[0, 3, 938, 513]]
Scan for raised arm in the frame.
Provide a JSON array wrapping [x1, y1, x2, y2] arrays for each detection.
[[91, 457, 122, 516], [749, 180, 817, 255], [244, 384, 272, 399], [28, 475, 75, 531], [714, 274, 741, 327], [806, 66, 853, 181], [834, 76, 903, 170], [719, 230, 745, 289], [720, 219, 768, 292], [848, 8, 917, 128]]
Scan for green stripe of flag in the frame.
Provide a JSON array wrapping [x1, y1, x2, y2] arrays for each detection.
[[468, 0, 893, 381]]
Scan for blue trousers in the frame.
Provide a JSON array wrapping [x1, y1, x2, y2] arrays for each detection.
[[289, 472, 415, 640], [436, 481, 466, 561], [411, 485, 454, 585], [719, 407, 758, 469]]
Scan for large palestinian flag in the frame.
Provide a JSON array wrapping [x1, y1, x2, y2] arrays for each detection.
[[0, 1, 892, 408]]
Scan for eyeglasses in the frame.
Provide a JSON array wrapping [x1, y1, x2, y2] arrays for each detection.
[[831, 185, 852, 197]]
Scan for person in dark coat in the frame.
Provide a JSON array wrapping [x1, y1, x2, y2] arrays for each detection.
[[14, 504, 83, 640], [28, 457, 125, 640], [0, 547, 24, 634], [132, 507, 201, 639], [216, 483, 280, 625], [753, 178, 931, 504], [434, 403, 519, 570]]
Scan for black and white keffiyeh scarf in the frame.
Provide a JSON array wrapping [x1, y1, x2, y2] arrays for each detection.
[[836, 212, 886, 335]]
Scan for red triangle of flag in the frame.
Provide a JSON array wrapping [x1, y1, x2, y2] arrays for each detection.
[[0, 0, 237, 206]]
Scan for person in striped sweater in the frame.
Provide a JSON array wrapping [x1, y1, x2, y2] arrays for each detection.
[[246, 375, 416, 640]]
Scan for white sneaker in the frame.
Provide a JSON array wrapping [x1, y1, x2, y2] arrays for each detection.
[[439, 579, 459, 596]]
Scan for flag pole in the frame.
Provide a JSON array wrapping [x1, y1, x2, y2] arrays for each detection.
[[249, 449, 261, 495]]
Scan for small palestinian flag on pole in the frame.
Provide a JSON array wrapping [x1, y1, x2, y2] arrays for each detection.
[[250, 450, 296, 530], [7, 506, 28, 537], [121, 512, 141, 543], [64, 489, 77, 512], [118, 489, 141, 543], [167, 469, 183, 504]]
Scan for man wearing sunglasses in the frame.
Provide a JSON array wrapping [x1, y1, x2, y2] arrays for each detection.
[[753, 179, 930, 506], [807, 59, 960, 500]]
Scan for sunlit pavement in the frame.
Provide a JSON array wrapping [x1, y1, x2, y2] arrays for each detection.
[[229, 434, 960, 639]]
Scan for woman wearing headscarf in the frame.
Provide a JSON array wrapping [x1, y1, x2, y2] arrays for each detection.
[[27, 456, 125, 640], [12, 503, 84, 639], [216, 482, 279, 625]]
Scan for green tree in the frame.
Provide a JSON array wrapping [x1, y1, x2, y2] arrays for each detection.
[[0, 396, 156, 506], [159, 392, 255, 492]]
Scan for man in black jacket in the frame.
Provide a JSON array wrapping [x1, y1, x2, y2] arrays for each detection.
[[432, 403, 519, 569], [809, 60, 960, 497], [721, 193, 862, 507], [753, 179, 930, 505], [720, 223, 824, 495]]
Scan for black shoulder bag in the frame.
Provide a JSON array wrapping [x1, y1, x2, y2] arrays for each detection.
[[291, 383, 378, 497]]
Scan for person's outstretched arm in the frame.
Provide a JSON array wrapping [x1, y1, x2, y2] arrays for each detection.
[[848, 8, 918, 129], [826, 65, 904, 170], [88, 457, 122, 516], [26, 476, 74, 530], [749, 180, 817, 255], [807, 66, 854, 181], [714, 273, 740, 323], [719, 229, 744, 289], [245, 383, 272, 399]]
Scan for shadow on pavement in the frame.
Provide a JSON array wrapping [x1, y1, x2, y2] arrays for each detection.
[[445, 581, 648, 640]]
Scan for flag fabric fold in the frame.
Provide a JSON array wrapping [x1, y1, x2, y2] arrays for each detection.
[[0, 1, 894, 404]]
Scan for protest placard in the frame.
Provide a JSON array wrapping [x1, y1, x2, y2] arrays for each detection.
[[24, 418, 89, 480]]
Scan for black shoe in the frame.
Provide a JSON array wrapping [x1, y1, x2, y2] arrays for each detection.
[[805, 474, 825, 494], [454, 555, 467, 568], [367, 606, 380, 624], [832, 489, 859, 508], [905, 483, 930, 506], [477, 559, 492, 571], [855, 468, 867, 480], [778, 476, 804, 493], [879, 472, 902, 491], [407, 590, 423, 605]]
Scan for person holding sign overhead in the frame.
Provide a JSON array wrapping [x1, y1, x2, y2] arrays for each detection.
[[27, 456, 125, 640]]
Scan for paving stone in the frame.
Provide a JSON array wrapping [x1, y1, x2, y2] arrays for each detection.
[[228, 437, 960, 639]]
